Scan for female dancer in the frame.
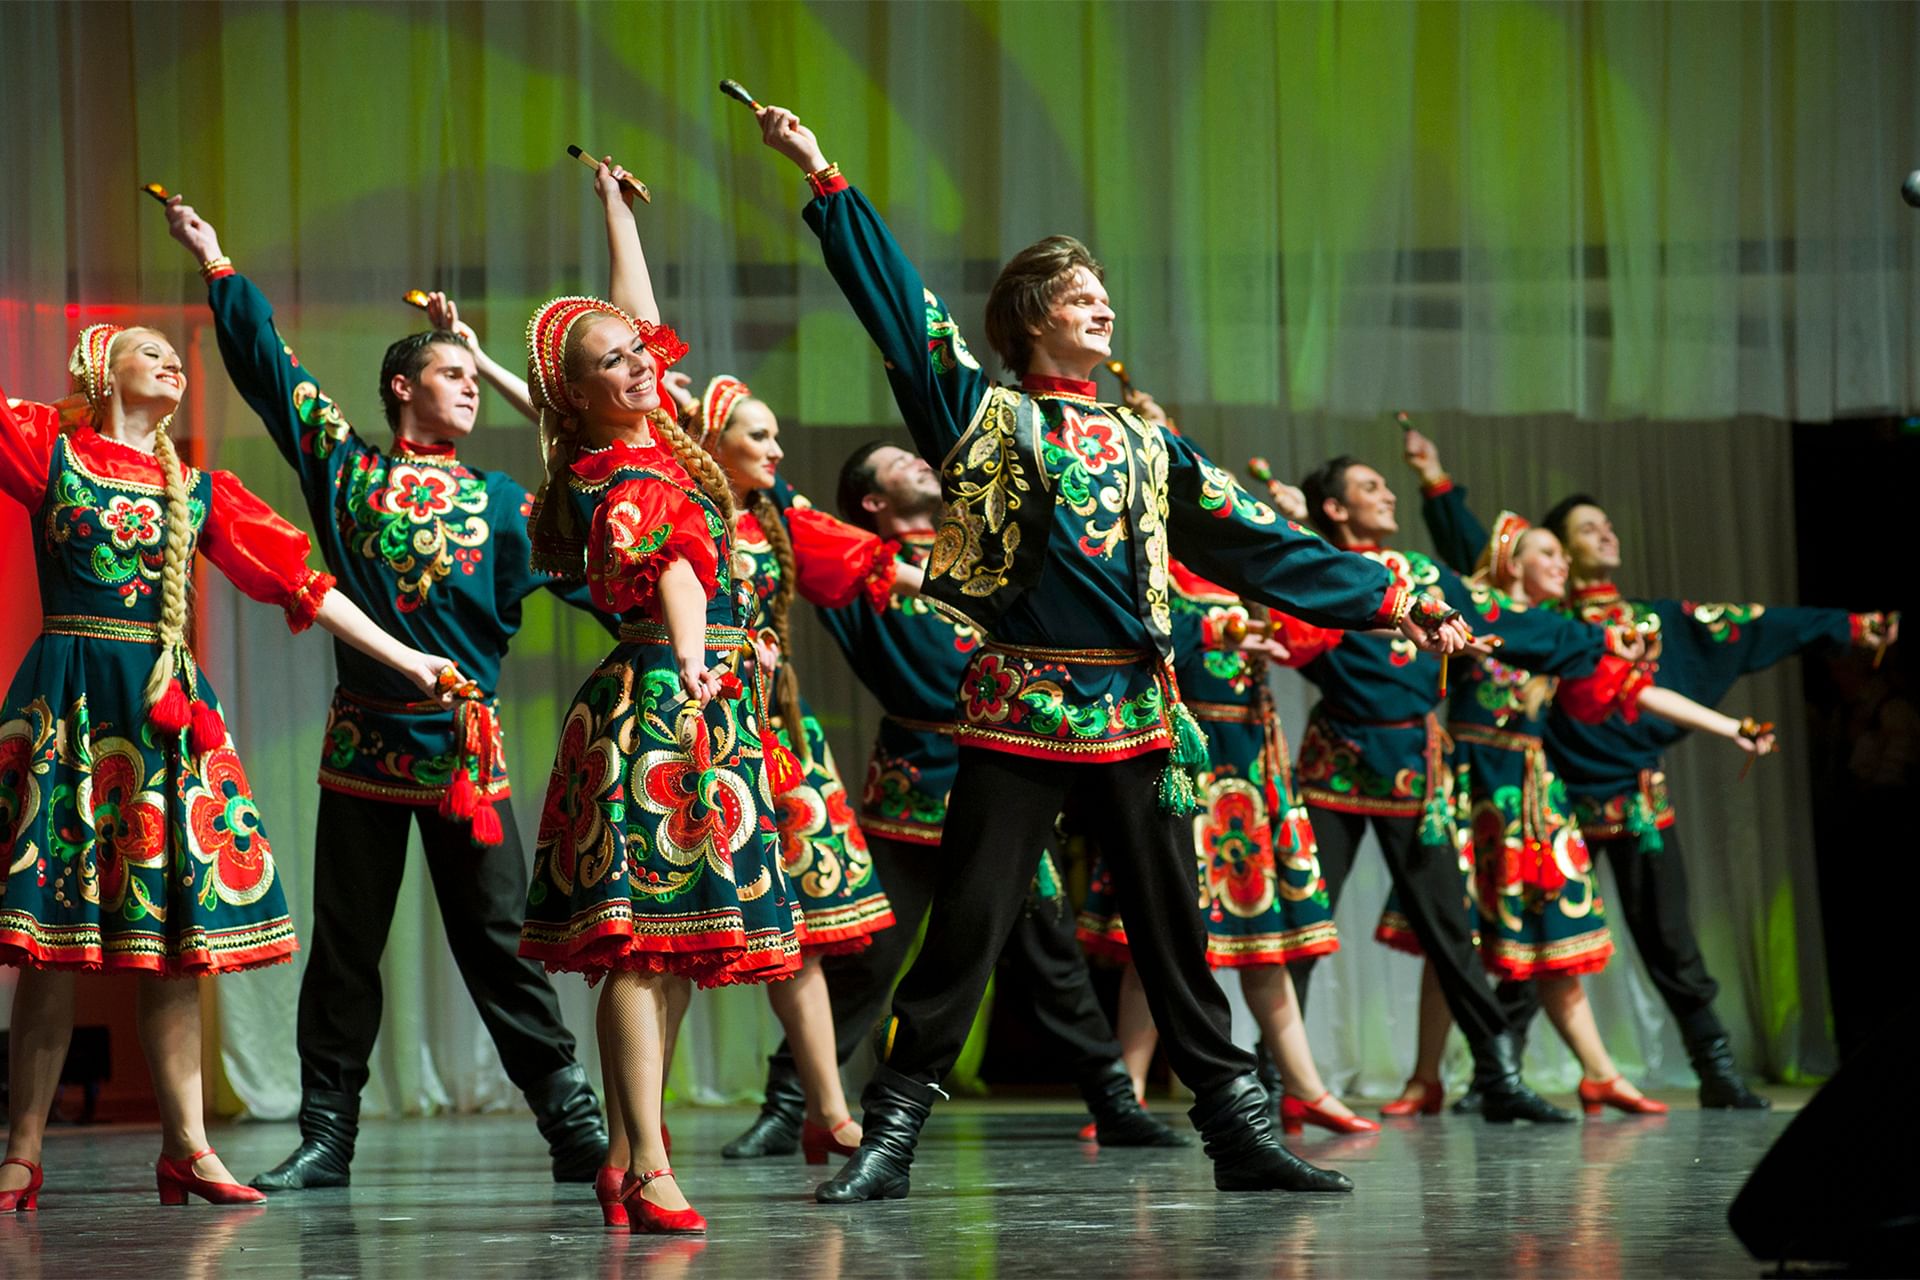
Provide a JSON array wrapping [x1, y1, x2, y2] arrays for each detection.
[[514, 162, 803, 1234], [0, 323, 455, 1209], [1075, 386, 1375, 1137], [1375, 509, 1773, 1117], [664, 371, 918, 1161]]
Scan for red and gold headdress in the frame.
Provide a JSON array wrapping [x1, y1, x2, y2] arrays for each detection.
[[66, 323, 128, 419], [1474, 510, 1532, 592], [691, 375, 752, 449]]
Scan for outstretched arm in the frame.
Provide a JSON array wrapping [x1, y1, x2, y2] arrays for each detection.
[[757, 103, 992, 465], [593, 158, 659, 325], [313, 592, 456, 702], [425, 292, 537, 423], [1404, 427, 1487, 573], [1636, 685, 1774, 755]]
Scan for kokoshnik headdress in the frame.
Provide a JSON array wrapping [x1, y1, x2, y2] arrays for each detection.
[[1474, 510, 1533, 593]]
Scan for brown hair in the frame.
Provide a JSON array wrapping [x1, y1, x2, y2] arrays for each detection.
[[983, 235, 1104, 374]]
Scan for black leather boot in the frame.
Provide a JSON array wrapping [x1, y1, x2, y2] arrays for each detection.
[[1077, 1060, 1186, 1147], [250, 1089, 360, 1191], [723, 1058, 807, 1157], [815, 1066, 939, 1204], [1689, 1033, 1771, 1110], [524, 1063, 610, 1182], [1189, 1075, 1353, 1193], [1449, 1085, 1485, 1115], [1254, 1044, 1285, 1112], [1472, 1032, 1573, 1124]]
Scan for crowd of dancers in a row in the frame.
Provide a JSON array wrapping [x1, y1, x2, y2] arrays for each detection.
[[0, 102, 1897, 1232]]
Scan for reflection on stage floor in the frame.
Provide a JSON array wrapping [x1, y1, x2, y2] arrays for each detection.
[[0, 1093, 1796, 1278]]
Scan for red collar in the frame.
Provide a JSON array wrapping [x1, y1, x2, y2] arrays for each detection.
[[568, 438, 677, 483], [1344, 542, 1383, 554], [393, 437, 458, 460], [1019, 373, 1100, 399], [897, 528, 938, 544], [1571, 582, 1621, 601]]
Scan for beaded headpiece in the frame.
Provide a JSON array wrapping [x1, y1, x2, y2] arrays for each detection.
[[692, 375, 752, 449], [1475, 510, 1533, 591], [67, 323, 128, 415]]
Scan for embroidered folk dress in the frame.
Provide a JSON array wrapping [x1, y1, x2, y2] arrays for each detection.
[[517, 439, 801, 987], [0, 393, 332, 973], [734, 492, 897, 952], [803, 176, 1404, 770], [205, 271, 610, 813], [1077, 562, 1340, 969]]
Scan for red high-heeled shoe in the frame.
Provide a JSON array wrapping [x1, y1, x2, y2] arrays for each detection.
[[1579, 1076, 1669, 1116], [1281, 1092, 1382, 1136], [1379, 1077, 1445, 1117], [595, 1164, 628, 1228], [156, 1149, 267, 1205], [801, 1118, 860, 1165], [622, 1167, 706, 1235], [0, 1159, 42, 1212]]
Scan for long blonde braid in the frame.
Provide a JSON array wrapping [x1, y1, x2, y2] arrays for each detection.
[[143, 423, 196, 709], [750, 492, 811, 765], [652, 408, 735, 526]]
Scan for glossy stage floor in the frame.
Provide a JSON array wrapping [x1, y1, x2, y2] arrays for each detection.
[[0, 1092, 1795, 1279]]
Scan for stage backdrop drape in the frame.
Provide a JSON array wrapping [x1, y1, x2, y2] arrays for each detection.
[[1, 0, 1912, 1118]]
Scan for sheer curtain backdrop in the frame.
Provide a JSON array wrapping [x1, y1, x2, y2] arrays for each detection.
[[0, 0, 1912, 1119]]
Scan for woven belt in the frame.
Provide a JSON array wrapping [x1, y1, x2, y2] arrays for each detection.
[[618, 620, 750, 649], [884, 714, 957, 736], [42, 614, 160, 644], [1451, 723, 1543, 752], [1185, 698, 1261, 724], [337, 687, 482, 716], [984, 641, 1150, 667]]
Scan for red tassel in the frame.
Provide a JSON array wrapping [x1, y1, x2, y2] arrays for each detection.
[[149, 680, 191, 736], [441, 769, 479, 821], [470, 799, 504, 847], [765, 737, 804, 797], [188, 700, 225, 756]]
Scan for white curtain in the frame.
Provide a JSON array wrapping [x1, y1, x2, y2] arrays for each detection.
[[3, 0, 1910, 1116]]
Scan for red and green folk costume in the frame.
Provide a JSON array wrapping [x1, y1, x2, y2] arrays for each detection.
[[1418, 479, 1869, 851], [0, 392, 331, 973], [734, 490, 897, 953], [518, 438, 802, 987], [205, 271, 612, 830], [1078, 562, 1338, 969]]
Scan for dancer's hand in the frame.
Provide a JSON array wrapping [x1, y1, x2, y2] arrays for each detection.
[[1398, 607, 1474, 655], [164, 196, 224, 268], [425, 291, 478, 346], [1267, 480, 1309, 523], [1239, 633, 1294, 663], [1735, 717, 1777, 756], [752, 630, 782, 674], [1403, 428, 1446, 486], [677, 654, 725, 707], [595, 158, 640, 212], [757, 105, 829, 174], [407, 653, 462, 705], [1122, 385, 1170, 427], [661, 369, 698, 415], [1606, 624, 1649, 663]]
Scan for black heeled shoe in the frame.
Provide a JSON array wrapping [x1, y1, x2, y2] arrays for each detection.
[[250, 1089, 358, 1192], [1078, 1060, 1186, 1147], [1471, 1032, 1574, 1125]]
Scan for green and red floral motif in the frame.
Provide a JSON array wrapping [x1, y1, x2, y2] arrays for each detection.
[[771, 711, 891, 952], [956, 647, 1170, 760], [858, 751, 949, 845], [1295, 711, 1432, 816], [341, 451, 492, 614], [319, 690, 511, 805], [44, 455, 207, 611]]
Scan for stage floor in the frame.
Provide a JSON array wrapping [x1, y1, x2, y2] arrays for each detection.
[[0, 1093, 1795, 1278]]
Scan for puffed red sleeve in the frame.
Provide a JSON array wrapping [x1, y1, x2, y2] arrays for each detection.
[[785, 503, 899, 612], [1268, 611, 1345, 668], [0, 392, 64, 508], [588, 476, 721, 616], [1555, 654, 1654, 724], [198, 470, 336, 633]]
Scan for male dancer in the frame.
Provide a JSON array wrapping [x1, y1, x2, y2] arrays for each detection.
[[752, 104, 1475, 1202], [1281, 453, 1639, 1124], [1403, 431, 1896, 1107], [719, 441, 1180, 1157], [167, 203, 613, 1189]]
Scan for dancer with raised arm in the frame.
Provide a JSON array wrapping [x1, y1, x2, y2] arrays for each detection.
[[1404, 426, 1895, 1109], [166, 197, 616, 1192], [751, 103, 1474, 1202], [0, 321, 455, 1210], [514, 160, 804, 1234]]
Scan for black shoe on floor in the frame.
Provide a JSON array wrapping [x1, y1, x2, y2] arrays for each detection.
[[1189, 1075, 1353, 1193], [816, 1066, 940, 1204], [250, 1089, 359, 1192], [1472, 1032, 1574, 1125], [1078, 1060, 1186, 1147], [1690, 1033, 1772, 1110], [525, 1063, 610, 1182], [724, 1059, 807, 1157]]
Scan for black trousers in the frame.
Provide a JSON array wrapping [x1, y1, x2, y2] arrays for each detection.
[[771, 833, 1122, 1080], [1290, 806, 1507, 1048], [1493, 819, 1725, 1044], [878, 748, 1249, 1094], [297, 788, 580, 1097]]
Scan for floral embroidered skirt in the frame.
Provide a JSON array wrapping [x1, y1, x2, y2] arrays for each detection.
[[520, 628, 803, 988], [0, 632, 297, 975], [772, 699, 893, 955], [1077, 714, 1338, 969]]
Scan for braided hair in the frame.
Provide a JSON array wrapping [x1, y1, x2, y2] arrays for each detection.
[[749, 490, 811, 765]]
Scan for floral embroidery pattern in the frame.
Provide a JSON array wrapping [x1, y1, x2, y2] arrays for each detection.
[[925, 289, 982, 375], [1196, 778, 1277, 920], [100, 495, 165, 549], [181, 744, 277, 908], [81, 736, 169, 915], [344, 454, 492, 613], [1685, 600, 1764, 645]]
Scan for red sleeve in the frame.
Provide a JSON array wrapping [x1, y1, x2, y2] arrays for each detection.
[[785, 503, 899, 612], [588, 477, 720, 616], [0, 393, 64, 508], [1269, 611, 1345, 667], [1555, 654, 1655, 724], [198, 470, 336, 633]]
